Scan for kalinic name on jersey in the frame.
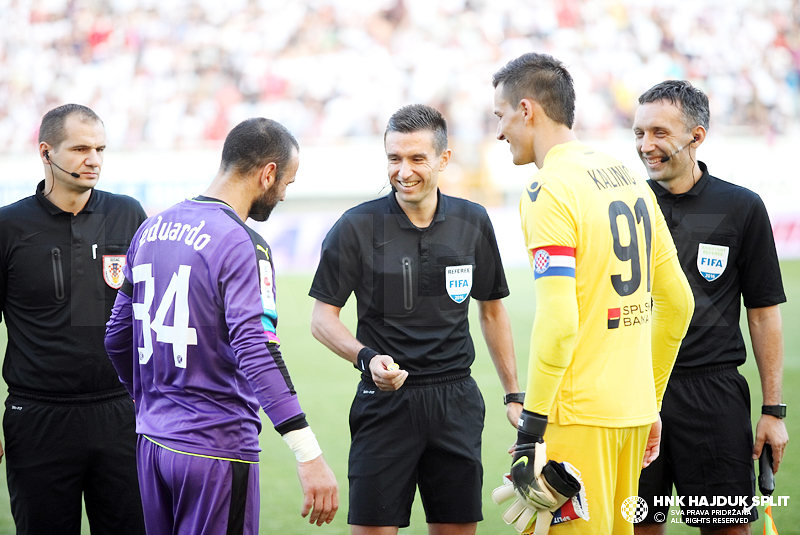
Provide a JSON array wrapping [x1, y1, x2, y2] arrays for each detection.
[[587, 165, 638, 190]]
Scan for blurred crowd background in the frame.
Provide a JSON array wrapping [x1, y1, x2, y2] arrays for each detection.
[[1, 0, 799, 156]]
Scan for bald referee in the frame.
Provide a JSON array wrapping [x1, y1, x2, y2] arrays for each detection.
[[0, 104, 146, 535], [309, 104, 521, 535]]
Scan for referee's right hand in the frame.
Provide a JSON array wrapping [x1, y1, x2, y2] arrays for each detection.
[[370, 355, 408, 391]]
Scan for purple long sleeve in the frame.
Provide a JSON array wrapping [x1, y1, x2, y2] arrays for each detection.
[[105, 289, 135, 398], [103, 198, 306, 462]]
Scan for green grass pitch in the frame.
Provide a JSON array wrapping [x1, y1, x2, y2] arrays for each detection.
[[0, 262, 797, 534]]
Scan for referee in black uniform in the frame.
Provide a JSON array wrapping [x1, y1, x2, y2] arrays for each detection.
[[0, 104, 146, 534], [309, 104, 522, 535], [633, 81, 788, 535]]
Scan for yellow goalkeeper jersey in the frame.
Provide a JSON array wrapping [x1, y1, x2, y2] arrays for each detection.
[[520, 141, 681, 428]]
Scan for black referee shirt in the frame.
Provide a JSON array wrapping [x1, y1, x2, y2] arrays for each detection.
[[309, 189, 509, 377], [0, 181, 147, 395], [648, 162, 786, 368]]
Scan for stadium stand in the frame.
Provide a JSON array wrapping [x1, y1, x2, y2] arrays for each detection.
[[0, 0, 798, 154]]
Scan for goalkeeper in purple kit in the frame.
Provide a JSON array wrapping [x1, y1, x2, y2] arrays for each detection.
[[105, 118, 338, 535]]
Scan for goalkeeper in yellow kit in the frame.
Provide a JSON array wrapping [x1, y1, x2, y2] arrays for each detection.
[[491, 53, 694, 535]]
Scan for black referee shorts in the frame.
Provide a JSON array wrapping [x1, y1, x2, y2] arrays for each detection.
[[638, 365, 758, 526], [347, 371, 484, 527], [3, 391, 145, 535]]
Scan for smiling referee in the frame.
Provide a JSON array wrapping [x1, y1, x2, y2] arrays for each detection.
[[309, 104, 522, 535], [634, 81, 788, 534]]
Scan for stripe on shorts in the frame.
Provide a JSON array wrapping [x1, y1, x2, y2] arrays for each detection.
[[227, 461, 250, 535]]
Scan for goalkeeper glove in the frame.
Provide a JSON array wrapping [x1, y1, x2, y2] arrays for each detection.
[[510, 410, 554, 509], [493, 462, 584, 535], [530, 461, 582, 534], [492, 474, 538, 534]]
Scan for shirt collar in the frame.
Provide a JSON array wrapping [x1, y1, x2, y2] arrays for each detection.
[[388, 188, 446, 230], [542, 140, 584, 167], [35, 180, 99, 215], [192, 195, 234, 209], [649, 161, 711, 199]]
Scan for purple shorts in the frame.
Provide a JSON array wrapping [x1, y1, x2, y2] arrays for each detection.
[[137, 435, 260, 535]]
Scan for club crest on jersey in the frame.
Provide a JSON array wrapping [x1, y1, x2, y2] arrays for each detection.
[[697, 243, 729, 282], [446, 265, 472, 304], [102, 255, 126, 289]]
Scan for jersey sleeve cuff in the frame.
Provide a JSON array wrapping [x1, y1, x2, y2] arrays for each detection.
[[307, 290, 348, 309], [275, 413, 309, 435]]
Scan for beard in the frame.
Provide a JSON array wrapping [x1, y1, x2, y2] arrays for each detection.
[[248, 185, 281, 222]]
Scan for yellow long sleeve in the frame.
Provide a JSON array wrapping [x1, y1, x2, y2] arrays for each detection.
[[650, 253, 694, 409], [523, 276, 579, 415]]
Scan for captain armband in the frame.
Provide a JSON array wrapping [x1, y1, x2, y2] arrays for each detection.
[[282, 426, 323, 463]]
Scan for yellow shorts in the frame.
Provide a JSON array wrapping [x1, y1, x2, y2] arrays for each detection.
[[545, 421, 651, 535]]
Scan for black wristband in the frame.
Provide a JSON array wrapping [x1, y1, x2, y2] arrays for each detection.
[[517, 409, 548, 443], [503, 392, 526, 405], [356, 347, 380, 372]]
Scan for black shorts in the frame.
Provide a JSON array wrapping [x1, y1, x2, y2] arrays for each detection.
[[638, 365, 758, 526], [347, 371, 484, 527], [3, 391, 145, 535]]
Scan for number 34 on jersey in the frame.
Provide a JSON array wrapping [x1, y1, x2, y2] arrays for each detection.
[[132, 263, 198, 368]]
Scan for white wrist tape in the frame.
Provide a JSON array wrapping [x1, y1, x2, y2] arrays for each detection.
[[282, 427, 323, 463]]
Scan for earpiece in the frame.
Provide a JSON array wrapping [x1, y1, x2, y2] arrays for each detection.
[[660, 137, 698, 163], [44, 149, 81, 178]]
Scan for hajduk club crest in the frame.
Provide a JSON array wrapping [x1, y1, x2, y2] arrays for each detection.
[[103, 255, 126, 289]]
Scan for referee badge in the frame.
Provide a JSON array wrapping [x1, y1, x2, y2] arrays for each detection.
[[697, 243, 729, 282], [102, 255, 126, 289], [445, 265, 472, 304]]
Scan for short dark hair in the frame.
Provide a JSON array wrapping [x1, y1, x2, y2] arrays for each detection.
[[38, 104, 103, 149], [220, 118, 299, 180], [493, 53, 576, 128], [384, 104, 448, 155], [638, 80, 710, 131]]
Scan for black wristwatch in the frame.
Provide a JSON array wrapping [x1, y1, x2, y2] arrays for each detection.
[[503, 392, 525, 405], [762, 404, 787, 419]]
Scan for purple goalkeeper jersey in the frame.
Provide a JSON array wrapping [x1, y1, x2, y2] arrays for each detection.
[[105, 197, 306, 462]]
